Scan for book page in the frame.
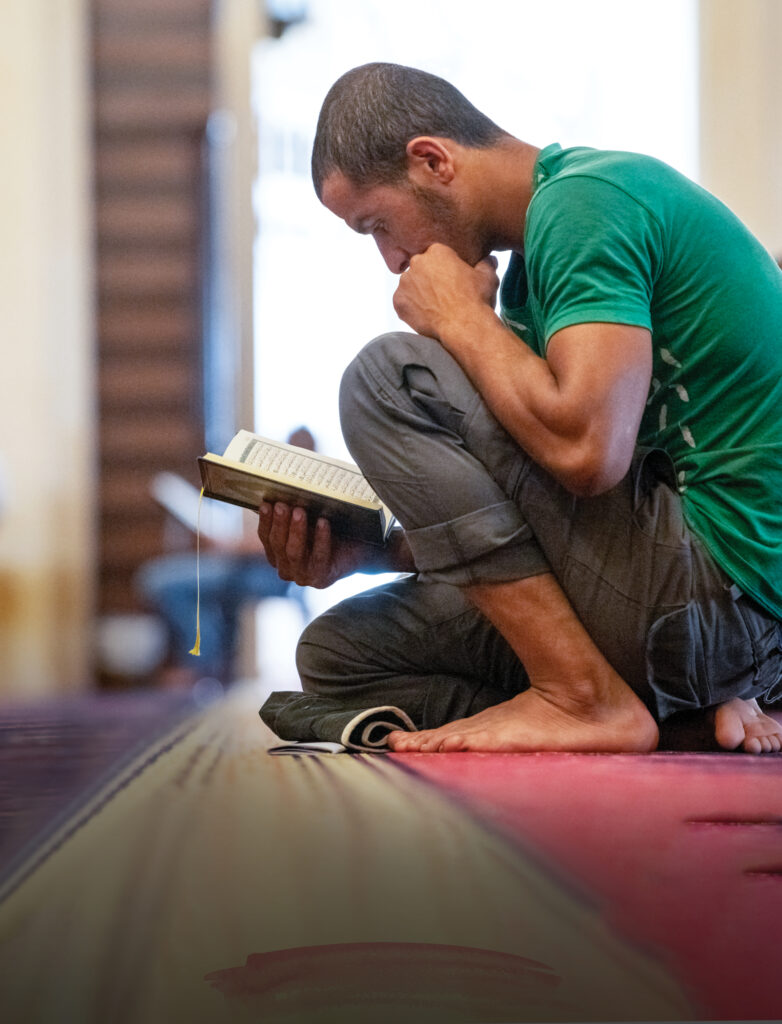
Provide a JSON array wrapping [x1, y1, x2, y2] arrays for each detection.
[[224, 431, 380, 505]]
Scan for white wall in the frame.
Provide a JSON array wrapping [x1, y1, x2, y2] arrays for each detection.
[[700, 0, 782, 257], [0, 0, 95, 697]]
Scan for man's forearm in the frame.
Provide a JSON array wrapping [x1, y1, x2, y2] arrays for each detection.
[[392, 246, 599, 491], [438, 307, 650, 496], [393, 244, 650, 496], [438, 306, 590, 485]]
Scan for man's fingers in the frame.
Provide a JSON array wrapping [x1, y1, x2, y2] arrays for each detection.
[[309, 517, 334, 586], [257, 503, 274, 560], [257, 502, 333, 586], [260, 501, 299, 579], [257, 501, 355, 588], [285, 507, 310, 566], [474, 257, 499, 306], [267, 502, 292, 559], [476, 256, 499, 281]]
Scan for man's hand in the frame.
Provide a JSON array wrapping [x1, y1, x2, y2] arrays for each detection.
[[393, 244, 499, 340], [257, 502, 375, 589]]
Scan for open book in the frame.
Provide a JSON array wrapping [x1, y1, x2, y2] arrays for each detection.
[[197, 429, 396, 546]]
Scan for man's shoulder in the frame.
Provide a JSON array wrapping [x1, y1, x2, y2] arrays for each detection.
[[533, 144, 682, 202]]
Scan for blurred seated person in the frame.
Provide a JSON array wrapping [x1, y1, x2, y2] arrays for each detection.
[[136, 427, 314, 686]]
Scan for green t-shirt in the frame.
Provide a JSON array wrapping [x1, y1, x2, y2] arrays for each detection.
[[500, 143, 782, 617]]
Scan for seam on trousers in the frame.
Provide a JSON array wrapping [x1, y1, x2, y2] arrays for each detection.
[[406, 502, 534, 573]]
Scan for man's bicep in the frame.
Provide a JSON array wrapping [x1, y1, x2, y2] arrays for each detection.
[[548, 323, 650, 407], [546, 322, 653, 487]]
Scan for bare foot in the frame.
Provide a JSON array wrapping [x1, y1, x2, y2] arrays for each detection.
[[714, 698, 782, 754], [388, 683, 659, 754], [390, 572, 659, 754]]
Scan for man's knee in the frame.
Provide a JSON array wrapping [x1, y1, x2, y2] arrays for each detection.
[[339, 331, 424, 464], [340, 329, 419, 414], [340, 330, 477, 468]]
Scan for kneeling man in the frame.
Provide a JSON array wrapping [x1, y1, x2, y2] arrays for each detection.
[[259, 63, 782, 755]]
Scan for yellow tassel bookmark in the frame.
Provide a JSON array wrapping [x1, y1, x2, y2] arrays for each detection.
[[189, 487, 204, 657]]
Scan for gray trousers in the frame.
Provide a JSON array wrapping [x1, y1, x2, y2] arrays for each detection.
[[297, 332, 782, 727]]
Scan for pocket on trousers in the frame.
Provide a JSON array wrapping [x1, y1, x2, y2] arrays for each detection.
[[646, 603, 710, 718], [404, 364, 466, 437], [738, 600, 782, 704], [646, 599, 760, 720]]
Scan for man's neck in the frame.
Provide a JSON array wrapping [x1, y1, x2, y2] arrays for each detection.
[[468, 138, 540, 253]]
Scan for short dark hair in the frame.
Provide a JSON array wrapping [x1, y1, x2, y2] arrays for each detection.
[[311, 62, 508, 199]]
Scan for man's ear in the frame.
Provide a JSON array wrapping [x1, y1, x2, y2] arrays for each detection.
[[405, 137, 456, 186]]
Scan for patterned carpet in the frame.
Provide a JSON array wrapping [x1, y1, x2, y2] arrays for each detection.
[[401, 746, 782, 1021], [0, 685, 780, 1023], [0, 691, 194, 875]]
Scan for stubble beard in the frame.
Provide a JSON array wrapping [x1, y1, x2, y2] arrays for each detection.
[[409, 182, 492, 267]]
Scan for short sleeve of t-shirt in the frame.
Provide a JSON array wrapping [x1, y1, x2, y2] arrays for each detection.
[[525, 175, 664, 347]]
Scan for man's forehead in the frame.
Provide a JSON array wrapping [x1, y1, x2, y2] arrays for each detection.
[[321, 172, 407, 226], [320, 172, 362, 216]]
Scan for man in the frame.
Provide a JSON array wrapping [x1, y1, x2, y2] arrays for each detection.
[[258, 62, 782, 754]]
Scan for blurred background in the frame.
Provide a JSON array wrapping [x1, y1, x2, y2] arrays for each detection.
[[0, 0, 779, 701]]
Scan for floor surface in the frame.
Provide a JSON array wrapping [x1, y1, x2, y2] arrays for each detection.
[[1, 683, 780, 1023]]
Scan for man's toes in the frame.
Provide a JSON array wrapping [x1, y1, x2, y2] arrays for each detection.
[[388, 730, 422, 751], [757, 732, 781, 753], [742, 732, 780, 754], [439, 733, 467, 752], [420, 733, 448, 752], [715, 721, 742, 750], [410, 732, 436, 750]]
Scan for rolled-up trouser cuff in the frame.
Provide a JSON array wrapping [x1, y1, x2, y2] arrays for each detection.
[[405, 499, 551, 586]]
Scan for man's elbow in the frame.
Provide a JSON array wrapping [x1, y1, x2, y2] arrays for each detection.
[[567, 469, 623, 498], [555, 444, 631, 498]]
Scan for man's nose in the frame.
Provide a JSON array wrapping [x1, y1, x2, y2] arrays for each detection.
[[376, 238, 408, 275]]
